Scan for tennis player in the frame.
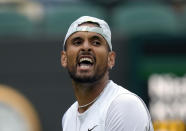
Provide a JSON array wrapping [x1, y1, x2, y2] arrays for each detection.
[[61, 16, 154, 131]]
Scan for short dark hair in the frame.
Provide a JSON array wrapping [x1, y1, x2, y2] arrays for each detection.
[[78, 21, 100, 27]]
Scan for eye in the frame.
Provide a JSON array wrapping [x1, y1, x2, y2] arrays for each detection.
[[92, 40, 101, 46], [73, 39, 82, 46]]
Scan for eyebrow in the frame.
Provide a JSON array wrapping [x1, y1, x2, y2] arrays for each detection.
[[90, 35, 104, 42], [91, 35, 101, 40], [71, 37, 82, 42]]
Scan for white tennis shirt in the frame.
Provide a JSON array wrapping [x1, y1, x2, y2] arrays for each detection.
[[62, 80, 154, 131]]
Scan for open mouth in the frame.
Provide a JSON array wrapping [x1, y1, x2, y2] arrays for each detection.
[[79, 57, 93, 66], [77, 57, 94, 70]]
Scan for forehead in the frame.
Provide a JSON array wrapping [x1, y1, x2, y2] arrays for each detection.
[[68, 31, 105, 40]]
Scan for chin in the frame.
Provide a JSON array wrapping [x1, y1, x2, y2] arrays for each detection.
[[72, 76, 97, 83], [68, 68, 107, 84]]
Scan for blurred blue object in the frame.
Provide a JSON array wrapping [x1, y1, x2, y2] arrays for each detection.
[[0, 10, 35, 37], [112, 3, 181, 37], [43, 3, 106, 37]]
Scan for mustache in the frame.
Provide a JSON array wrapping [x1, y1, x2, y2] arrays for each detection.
[[79, 50, 94, 56], [76, 51, 96, 63]]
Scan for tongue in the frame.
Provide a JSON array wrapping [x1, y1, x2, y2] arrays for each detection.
[[79, 64, 92, 70]]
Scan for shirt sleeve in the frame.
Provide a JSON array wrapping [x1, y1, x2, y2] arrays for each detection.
[[105, 93, 154, 131]]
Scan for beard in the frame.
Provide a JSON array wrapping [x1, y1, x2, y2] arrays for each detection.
[[67, 65, 108, 83]]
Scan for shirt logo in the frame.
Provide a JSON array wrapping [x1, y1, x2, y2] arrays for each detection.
[[88, 125, 98, 131]]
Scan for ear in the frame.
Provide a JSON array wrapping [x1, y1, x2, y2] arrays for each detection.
[[61, 51, 67, 68], [108, 51, 116, 69]]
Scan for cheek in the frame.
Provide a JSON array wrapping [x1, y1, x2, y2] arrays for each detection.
[[66, 52, 77, 67], [96, 52, 109, 66]]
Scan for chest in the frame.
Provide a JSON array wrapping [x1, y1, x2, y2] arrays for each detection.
[[76, 113, 105, 131], [63, 107, 106, 131]]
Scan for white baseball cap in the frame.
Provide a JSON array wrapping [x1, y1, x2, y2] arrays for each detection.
[[63, 16, 112, 51]]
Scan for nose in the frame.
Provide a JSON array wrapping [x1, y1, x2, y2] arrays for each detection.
[[81, 40, 91, 51]]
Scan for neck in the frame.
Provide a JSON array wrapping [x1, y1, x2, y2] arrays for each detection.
[[72, 74, 109, 113]]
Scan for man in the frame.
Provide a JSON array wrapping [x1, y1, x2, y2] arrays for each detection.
[[61, 16, 154, 131]]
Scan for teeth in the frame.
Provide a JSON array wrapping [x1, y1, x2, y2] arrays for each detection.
[[79, 58, 93, 63]]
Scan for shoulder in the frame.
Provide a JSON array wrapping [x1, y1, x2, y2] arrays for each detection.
[[111, 93, 149, 115], [109, 81, 149, 114], [105, 86, 153, 131]]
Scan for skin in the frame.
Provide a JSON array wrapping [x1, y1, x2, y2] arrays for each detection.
[[61, 23, 116, 113]]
